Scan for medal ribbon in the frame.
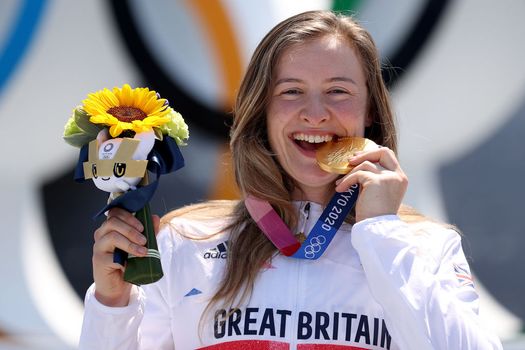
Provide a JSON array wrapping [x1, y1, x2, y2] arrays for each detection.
[[245, 184, 359, 260]]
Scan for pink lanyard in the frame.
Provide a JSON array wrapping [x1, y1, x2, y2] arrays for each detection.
[[245, 184, 359, 259]]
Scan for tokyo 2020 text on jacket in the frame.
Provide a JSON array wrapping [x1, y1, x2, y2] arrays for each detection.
[[79, 201, 502, 349]]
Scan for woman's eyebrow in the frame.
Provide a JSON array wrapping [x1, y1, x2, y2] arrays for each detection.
[[274, 78, 303, 85], [327, 76, 357, 85], [274, 77, 358, 86]]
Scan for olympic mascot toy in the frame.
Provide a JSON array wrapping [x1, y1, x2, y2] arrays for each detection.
[[63, 84, 188, 284]]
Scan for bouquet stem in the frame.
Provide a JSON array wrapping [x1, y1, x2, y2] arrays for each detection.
[[123, 202, 163, 285]]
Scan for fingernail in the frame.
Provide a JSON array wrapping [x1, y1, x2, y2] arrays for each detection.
[[335, 178, 342, 185], [138, 246, 148, 255], [138, 235, 147, 245]]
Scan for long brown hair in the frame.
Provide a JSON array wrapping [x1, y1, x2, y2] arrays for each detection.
[[217, 10, 401, 308], [166, 10, 416, 311]]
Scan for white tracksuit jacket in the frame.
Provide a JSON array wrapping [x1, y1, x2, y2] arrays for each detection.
[[79, 202, 502, 349]]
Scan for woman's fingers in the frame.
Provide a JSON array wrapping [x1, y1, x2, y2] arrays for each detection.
[[93, 208, 149, 258], [106, 207, 144, 232], [95, 214, 146, 246], [348, 146, 400, 171], [335, 161, 381, 192], [334, 146, 408, 222], [94, 229, 148, 257]]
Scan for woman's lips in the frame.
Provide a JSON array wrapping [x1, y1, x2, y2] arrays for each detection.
[[291, 132, 337, 157], [296, 139, 323, 151]]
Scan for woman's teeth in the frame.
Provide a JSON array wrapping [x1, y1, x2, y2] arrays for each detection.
[[293, 134, 333, 143]]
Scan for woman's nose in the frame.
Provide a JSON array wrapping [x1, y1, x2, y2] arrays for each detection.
[[300, 96, 329, 125]]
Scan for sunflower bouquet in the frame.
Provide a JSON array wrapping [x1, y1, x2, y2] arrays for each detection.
[[63, 84, 189, 285]]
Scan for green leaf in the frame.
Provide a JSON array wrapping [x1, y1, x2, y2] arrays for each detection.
[[74, 108, 104, 136], [63, 132, 96, 148], [63, 115, 82, 137]]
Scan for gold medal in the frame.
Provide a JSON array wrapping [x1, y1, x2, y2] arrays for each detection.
[[316, 137, 377, 174]]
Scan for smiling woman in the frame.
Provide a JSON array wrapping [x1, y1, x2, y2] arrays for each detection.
[[79, 10, 503, 349]]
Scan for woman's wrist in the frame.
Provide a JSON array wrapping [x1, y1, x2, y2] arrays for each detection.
[[94, 287, 131, 307]]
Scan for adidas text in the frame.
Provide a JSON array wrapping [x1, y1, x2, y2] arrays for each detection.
[[204, 251, 227, 259]]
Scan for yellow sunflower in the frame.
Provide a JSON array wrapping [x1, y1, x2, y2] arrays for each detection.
[[82, 84, 171, 137]]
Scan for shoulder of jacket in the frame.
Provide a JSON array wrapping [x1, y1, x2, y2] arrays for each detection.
[[403, 220, 465, 265], [356, 215, 461, 257], [405, 220, 460, 242], [157, 215, 231, 251]]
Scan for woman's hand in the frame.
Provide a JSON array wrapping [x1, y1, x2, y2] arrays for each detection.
[[92, 207, 160, 307], [334, 147, 408, 222]]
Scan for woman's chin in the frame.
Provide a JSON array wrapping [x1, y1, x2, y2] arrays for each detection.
[[293, 171, 338, 191]]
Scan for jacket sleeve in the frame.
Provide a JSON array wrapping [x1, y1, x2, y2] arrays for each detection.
[[78, 284, 144, 350], [351, 215, 503, 350], [78, 227, 176, 350]]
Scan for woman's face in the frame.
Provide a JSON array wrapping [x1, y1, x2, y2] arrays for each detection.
[[266, 35, 371, 203]]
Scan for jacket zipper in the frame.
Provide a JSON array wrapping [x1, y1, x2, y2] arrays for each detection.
[[291, 202, 310, 348], [296, 202, 310, 241]]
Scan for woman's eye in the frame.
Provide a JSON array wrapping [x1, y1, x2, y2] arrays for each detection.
[[282, 89, 301, 95], [328, 88, 348, 94], [328, 88, 353, 101]]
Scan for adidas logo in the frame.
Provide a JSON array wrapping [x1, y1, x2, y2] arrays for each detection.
[[203, 241, 228, 259]]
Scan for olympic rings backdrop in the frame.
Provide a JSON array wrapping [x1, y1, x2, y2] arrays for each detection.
[[1, 1, 524, 348]]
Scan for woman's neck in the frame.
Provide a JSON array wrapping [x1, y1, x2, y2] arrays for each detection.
[[291, 185, 334, 207]]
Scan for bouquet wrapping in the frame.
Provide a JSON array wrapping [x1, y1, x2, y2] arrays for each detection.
[[63, 84, 189, 285]]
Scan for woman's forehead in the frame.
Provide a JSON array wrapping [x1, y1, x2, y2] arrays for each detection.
[[273, 36, 365, 84]]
